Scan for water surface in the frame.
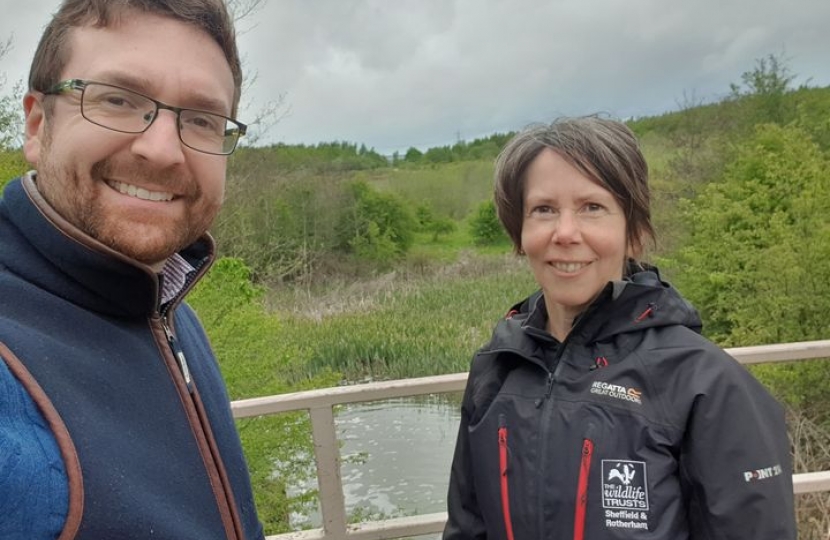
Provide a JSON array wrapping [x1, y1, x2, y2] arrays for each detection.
[[290, 393, 462, 530]]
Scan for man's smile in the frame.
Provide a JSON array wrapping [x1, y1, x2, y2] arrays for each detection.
[[106, 179, 175, 202]]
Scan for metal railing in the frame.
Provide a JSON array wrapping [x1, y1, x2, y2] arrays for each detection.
[[231, 339, 830, 540]]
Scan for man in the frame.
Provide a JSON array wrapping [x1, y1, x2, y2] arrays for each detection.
[[0, 1, 264, 538]]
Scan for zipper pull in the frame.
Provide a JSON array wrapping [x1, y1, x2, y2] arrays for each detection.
[[163, 320, 193, 393]]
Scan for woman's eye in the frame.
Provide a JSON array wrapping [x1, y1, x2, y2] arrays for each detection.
[[531, 205, 555, 215], [584, 203, 605, 213]]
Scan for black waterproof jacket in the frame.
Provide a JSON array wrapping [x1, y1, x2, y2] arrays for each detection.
[[0, 175, 264, 539], [444, 268, 795, 540]]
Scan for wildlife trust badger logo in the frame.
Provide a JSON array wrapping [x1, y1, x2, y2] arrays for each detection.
[[590, 381, 643, 405], [602, 460, 649, 509], [603, 460, 650, 530]]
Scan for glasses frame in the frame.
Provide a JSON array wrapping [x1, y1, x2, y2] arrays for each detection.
[[43, 78, 247, 155]]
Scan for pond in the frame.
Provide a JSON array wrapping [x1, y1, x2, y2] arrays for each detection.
[[289, 393, 463, 534]]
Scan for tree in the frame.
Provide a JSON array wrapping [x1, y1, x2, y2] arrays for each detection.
[[729, 52, 798, 126], [404, 147, 423, 163], [730, 53, 796, 99], [662, 123, 830, 423], [415, 202, 457, 241], [226, 0, 289, 145], [468, 200, 507, 246], [0, 37, 24, 150], [667, 123, 829, 344], [336, 180, 416, 265]]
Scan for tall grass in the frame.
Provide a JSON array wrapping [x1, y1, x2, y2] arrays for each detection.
[[267, 251, 537, 381]]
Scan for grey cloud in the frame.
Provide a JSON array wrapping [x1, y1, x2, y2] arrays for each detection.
[[3, 0, 830, 155]]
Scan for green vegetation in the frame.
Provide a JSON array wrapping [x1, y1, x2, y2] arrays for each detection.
[[0, 41, 26, 191], [0, 149, 27, 190], [274, 253, 535, 379], [469, 199, 509, 247], [1, 50, 827, 536]]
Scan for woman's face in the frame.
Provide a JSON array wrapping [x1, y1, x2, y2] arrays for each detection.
[[520, 148, 630, 331]]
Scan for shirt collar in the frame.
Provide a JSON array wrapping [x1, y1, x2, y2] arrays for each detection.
[[160, 253, 196, 306]]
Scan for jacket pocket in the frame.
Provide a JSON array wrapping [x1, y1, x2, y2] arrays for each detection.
[[498, 414, 516, 540], [573, 437, 595, 540]]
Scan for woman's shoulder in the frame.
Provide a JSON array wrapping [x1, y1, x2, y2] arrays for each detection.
[[639, 324, 734, 366]]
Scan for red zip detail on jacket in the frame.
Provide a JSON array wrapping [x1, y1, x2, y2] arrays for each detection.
[[634, 304, 654, 322], [498, 419, 516, 540], [573, 438, 594, 540]]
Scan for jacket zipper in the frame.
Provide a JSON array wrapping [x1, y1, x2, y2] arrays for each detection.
[[156, 278, 243, 540], [153, 315, 242, 540], [498, 414, 516, 540], [573, 438, 595, 540], [163, 317, 194, 393]]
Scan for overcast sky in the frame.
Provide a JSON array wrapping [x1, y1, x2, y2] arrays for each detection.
[[1, 0, 829, 155]]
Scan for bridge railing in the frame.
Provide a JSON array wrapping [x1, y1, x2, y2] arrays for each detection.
[[231, 339, 830, 540]]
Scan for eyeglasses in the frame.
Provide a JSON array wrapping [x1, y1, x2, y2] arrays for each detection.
[[43, 79, 246, 155]]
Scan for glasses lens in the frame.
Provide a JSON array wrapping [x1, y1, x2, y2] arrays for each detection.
[[81, 83, 156, 133], [179, 110, 241, 155], [76, 81, 241, 155]]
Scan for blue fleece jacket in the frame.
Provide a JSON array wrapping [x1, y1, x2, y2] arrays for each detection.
[[0, 174, 264, 539]]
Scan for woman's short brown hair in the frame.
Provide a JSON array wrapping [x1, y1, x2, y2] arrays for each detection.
[[494, 115, 654, 256], [28, 0, 243, 116]]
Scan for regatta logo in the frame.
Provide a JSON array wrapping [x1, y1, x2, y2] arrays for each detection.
[[743, 464, 783, 483], [590, 381, 643, 405], [602, 460, 649, 510]]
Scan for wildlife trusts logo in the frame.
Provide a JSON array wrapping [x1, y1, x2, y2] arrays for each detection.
[[602, 460, 649, 510]]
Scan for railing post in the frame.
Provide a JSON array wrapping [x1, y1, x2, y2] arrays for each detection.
[[309, 405, 348, 540]]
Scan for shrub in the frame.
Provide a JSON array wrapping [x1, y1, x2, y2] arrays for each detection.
[[468, 199, 507, 246], [336, 180, 416, 265]]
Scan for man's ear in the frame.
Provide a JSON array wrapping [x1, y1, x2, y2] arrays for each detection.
[[23, 92, 46, 166]]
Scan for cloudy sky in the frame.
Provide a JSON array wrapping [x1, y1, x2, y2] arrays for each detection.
[[1, 0, 828, 155]]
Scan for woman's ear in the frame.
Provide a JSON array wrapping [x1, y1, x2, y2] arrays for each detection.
[[23, 92, 46, 166], [626, 236, 644, 260]]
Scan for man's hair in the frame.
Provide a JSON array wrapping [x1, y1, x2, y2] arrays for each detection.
[[29, 0, 243, 116], [494, 115, 654, 256]]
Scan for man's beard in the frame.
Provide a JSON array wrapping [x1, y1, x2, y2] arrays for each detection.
[[35, 135, 218, 265]]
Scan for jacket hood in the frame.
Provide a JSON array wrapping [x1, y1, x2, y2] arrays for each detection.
[[0, 174, 215, 318], [485, 265, 702, 359]]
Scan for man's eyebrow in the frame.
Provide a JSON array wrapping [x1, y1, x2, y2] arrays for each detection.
[[94, 71, 232, 115], [183, 95, 233, 116]]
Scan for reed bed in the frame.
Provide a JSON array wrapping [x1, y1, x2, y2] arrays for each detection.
[[269, 251, 537, 381]]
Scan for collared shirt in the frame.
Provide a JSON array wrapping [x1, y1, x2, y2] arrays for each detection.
[[160, 253, 196, 306]]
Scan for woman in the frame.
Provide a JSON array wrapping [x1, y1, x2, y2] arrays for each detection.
[[443, 117, 795, 540]]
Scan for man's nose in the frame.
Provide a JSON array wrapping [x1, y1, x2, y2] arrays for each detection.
[[130, 110, 186, 167]]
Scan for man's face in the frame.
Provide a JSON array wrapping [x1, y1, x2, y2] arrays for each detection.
[[23, 11, 236, 268]]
